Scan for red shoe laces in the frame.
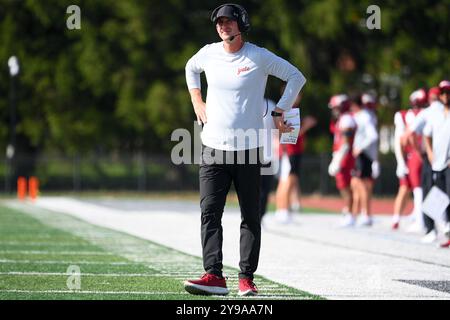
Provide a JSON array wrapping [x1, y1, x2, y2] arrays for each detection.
[[201, 273, 225, 282]]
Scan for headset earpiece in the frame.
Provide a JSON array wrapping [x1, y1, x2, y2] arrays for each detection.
[[233, 4, 250, 32]]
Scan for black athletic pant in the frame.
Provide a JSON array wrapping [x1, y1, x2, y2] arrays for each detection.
[[432, 167, 450, 224], [421, 156, 435, 233], [199, 145, 262, 280]]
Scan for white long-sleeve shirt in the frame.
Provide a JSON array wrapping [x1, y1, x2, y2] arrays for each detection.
[[353, 109, 379, 161], [423, 106, 450, 171], [409, 100, 444, 134], [186, 41, 306, 151]]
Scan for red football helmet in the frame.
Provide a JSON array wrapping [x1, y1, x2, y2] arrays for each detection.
[[409, 89, 427, 107], [361, 93, 377, 110], [428, 87, 440, 103], [439, 80, 450, 91], [328, 94, 350, 113]]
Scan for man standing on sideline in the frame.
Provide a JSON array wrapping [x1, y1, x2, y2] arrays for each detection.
[[275, 91, 317, 224], [350, 94, 379, 227], [184, 4, 306, 296], [391, 89, 427, 230], [327, 94, 357, 226], [362, 93, 380, 204], [403, 82, 447, 243], [422, 80, 450, 248], [260, 97, 277, 224]]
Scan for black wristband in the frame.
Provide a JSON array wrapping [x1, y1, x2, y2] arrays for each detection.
[[271, 111, 283, 117]]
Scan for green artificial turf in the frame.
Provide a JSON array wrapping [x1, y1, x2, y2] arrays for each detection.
[[0, 203, 322, 300]]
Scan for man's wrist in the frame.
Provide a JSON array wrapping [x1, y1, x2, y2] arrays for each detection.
[[271, 110, 283, 117]]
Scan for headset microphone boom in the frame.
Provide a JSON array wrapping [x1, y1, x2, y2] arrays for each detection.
[[226, 32, 241, 42]]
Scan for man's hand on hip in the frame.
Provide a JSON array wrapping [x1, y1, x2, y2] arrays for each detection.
[[189, 88, 207, 125], [194, 101, 207, 125]]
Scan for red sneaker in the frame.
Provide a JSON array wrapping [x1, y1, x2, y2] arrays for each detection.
[[184, 273, 229, 295], [392, 222, 399, 230], [238, 278, 258, 296], [439, 239, 450, 248]]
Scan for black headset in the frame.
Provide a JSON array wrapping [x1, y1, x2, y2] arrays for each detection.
[[210, 3, 250, 33]]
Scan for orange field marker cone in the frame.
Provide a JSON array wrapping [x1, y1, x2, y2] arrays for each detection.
[[28, 176, 39, 201], [17, 177, 27, 201]]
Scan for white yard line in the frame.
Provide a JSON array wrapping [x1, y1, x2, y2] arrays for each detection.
[[0, 241, 85, 246], [0, 289, 303, 299], [0, 259, 138, 266], [0, 272, 166, 277], [0, 250, 113, 255], [0, 289, 187, 295]]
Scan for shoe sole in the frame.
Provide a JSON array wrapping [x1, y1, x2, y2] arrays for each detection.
[[183, 281, 229, 296], [238, 289, 258, 297]]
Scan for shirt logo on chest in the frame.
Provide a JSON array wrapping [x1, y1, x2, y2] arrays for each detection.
[[237, 66, 251, 76]]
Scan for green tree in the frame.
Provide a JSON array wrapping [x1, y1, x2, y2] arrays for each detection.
[[0, 0, 448, 168]]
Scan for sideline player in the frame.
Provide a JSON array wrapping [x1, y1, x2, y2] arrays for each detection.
[[327, 94, 356, 226], [350, 94, 379, 227], [275, 91, 317, 223], [260, 98, 277, 223], [391, 89, 427, 230], [362, 93, 380, 178], [403, 82, 448, 243], [361, 93, 380, 212], [423, 80, 450, 248]]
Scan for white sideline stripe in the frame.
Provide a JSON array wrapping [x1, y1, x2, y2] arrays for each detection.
[[0, 241, 85, 246], [0, 260, 198, 277], [1, 272, 167, 277], [257, 288, 290, 292], [0, 289, 187, 295], [0, 259, 138, 266], [221, 296, 313, 300], [0, 272, 293, 291], [0, 250, 113, 255]]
